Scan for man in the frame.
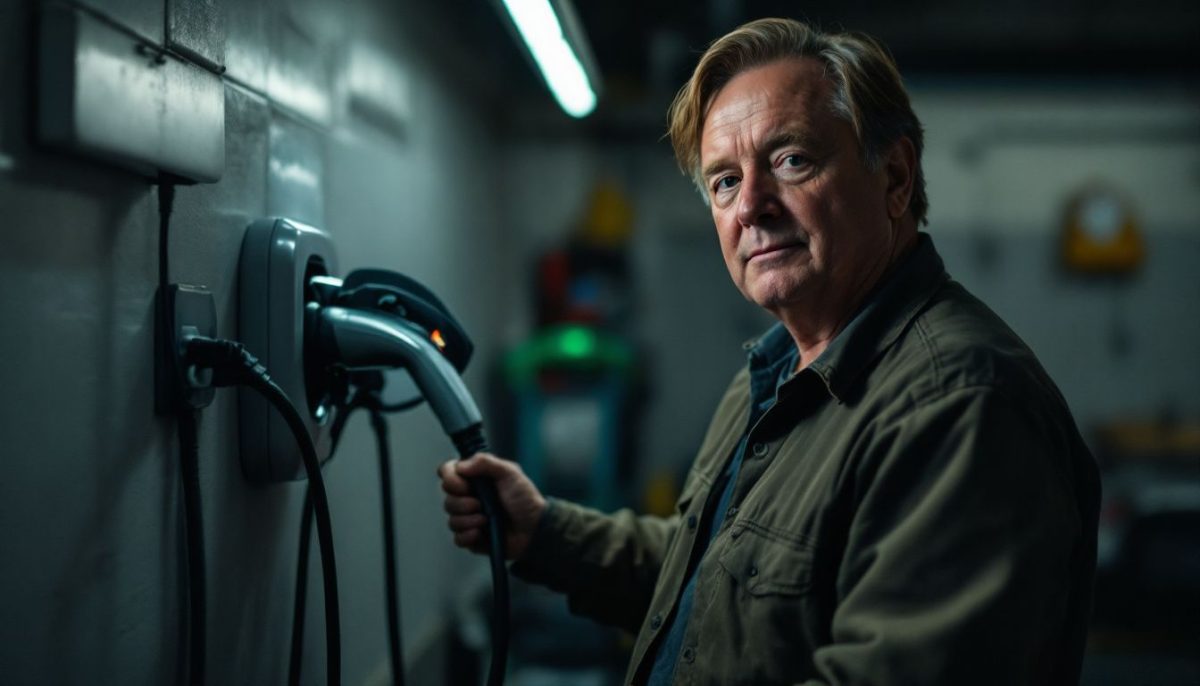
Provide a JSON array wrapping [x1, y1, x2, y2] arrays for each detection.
[[439, 18, 1100, 685]]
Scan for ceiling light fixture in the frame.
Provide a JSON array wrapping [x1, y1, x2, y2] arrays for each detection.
[[500, 0, 599, 118]]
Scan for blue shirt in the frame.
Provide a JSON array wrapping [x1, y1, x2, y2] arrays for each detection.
[[646, 323, 799, 684]]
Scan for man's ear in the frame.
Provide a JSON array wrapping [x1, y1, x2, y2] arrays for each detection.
[[884, 137, 916, 220]]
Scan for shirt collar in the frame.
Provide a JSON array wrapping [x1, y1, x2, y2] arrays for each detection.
[[743, 232, 949, 404], [744, 321, 798, 411]]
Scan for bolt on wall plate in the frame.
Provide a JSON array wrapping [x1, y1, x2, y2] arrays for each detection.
[[238, 217, 337, 483]]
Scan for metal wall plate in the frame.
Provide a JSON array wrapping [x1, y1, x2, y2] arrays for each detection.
[[37, 3, 224, 182], [238, 217, 337, 483]]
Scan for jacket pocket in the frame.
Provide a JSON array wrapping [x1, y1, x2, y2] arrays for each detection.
[[717, 523, 814, 596], [692, 525, 818, 684]]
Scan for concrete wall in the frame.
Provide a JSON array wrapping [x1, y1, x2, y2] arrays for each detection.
[[0, 0, 517, 684]]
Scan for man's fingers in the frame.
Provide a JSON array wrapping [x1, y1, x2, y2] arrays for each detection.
[[448, 513, 487, 532], [438, 459, 474, 496], [453, 530, 482, 549], [454, 453, 516, 481], [443, 495, 482, 516]]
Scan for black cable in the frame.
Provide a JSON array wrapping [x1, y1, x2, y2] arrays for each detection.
[[157, 180, 174, 291], [368, 403, 406, 686], [451, 426, 509, 686], [330, 399, 364, 452], [287, 487, 313, 686], [289, 396, 362, 686], [291, 392, 412, 686], [246, 368, 341, 686], [157, 176, 205, 686], [377, 396, 424, 413], [185, 338, 341, 686], [177, 408, 206, 686]]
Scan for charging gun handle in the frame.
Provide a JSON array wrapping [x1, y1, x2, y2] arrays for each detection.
[[449, 423, 510, 686], [450, 423, 506, 555]]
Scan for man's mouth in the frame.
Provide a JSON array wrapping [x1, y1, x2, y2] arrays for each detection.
[[747, 241, 806, 262]]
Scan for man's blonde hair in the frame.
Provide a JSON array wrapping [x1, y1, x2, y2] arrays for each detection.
[[667, 18, 928, 225]]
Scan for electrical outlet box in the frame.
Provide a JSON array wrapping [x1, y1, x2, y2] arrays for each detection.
[[155, 284, 217, 414], [238, 218, 337, 483]]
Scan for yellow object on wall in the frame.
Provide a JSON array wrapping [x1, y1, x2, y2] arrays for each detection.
[[580, 180, 635, 248], [1060, 183, 1145, 275]]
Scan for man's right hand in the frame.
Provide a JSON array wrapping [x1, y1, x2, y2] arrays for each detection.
[[437, 453, 547, 560]]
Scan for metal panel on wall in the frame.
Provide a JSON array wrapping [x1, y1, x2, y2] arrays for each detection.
[[37, 3, 225, 182]]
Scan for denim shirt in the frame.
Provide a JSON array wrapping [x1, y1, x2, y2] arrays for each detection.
[[647, 323, 799, 683]]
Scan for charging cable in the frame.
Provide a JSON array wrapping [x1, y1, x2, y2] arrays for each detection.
[[181, 336, 342, 686], [312, 306, 510, 686], [156, 176, 207, 686], [370, 399, 406, 686], [449, 428, 510, 686], [290, 387, 410, 686], [176, 407, 206, 686]]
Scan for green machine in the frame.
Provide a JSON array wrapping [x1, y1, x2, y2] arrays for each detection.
[[501, 324, 638, 512]]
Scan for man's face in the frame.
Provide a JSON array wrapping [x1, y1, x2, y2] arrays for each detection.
[[699, 58, 899, 321]]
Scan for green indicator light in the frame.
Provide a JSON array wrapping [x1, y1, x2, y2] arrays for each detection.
[[558, 327, 595, 358]]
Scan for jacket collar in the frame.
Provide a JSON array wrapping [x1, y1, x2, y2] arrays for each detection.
[[743, 233, 949, 404]]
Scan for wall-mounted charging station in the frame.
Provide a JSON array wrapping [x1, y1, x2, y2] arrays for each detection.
[[238, 217, 338, 483]]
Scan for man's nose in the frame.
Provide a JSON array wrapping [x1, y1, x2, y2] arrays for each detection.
[[736, 169, 782, 228]]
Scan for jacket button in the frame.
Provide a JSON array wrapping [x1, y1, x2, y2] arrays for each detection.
[[650, 614, 663, 630], [752, 442, 769, 457], [726, 506, 738, 519], [686, 514, 697, 530], [682, 646, 696, 663], [748, 565, 759, 577]]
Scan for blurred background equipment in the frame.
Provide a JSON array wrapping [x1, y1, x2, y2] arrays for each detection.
[[490, 180, 646, 684], [1087, 420, 1200, 685]]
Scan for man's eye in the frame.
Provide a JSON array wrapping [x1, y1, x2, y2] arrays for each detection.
[[781, 154, 809, 168], [714, 176, 739, 191]]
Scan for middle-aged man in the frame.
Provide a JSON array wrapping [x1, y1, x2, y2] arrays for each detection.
[[438, 17, 1100, 685]]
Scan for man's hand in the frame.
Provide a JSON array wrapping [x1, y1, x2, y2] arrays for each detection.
[[437, 453, 547, 560]]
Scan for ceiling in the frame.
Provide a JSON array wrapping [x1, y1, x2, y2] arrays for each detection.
[[579, 0, 1200, 89], [441, 0, 1200, 133]]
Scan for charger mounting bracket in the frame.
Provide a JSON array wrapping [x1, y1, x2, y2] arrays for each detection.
[[237, 217, 338, 483]]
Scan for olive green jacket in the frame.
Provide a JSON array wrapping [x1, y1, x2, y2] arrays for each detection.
[[511, 236, 1100, 685]]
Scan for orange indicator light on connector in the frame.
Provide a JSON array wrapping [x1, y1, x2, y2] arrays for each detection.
[[430, 329, 446, 350]]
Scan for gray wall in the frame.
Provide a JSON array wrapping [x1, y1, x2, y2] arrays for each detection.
[[0, 0, 517, 684]]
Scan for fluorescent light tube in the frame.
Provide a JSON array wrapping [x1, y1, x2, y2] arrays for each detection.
[[502, 0, 597, 118]]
